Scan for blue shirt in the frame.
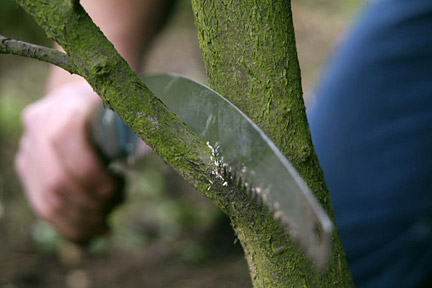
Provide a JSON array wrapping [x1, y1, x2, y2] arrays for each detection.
[[308, 0, 432, 287]]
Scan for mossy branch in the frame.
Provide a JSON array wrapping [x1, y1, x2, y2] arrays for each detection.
[[9, 3, 290, 283], [0, 34, 75, 73]]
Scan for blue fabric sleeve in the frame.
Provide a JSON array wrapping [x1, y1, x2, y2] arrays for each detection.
[[307, 0, 432, 287]]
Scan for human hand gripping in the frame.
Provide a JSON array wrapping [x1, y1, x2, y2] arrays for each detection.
[[15, 82, 124, 243]]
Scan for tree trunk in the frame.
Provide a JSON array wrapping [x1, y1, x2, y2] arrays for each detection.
[[191, 1, 353, 287]]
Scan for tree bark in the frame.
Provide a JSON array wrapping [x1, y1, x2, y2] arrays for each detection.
[[191, 1, 353, 287], [0, 34, 74, 72]]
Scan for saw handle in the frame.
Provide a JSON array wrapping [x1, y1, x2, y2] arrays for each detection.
[[89, 103, 138, 162], [70, 104, 136, 245]]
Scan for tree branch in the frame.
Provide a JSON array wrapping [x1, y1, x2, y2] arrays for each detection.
[[0, 34, 75, 73], [12, 0, 253, 225]]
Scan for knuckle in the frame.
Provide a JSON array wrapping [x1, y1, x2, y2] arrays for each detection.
[[47, 129, 65, 148], [48, 116, 83, 149], [38, 204, 60, 222], [44, 176, 67, 195], [21, 105, 39, 128], [46, 119, 70, 146]]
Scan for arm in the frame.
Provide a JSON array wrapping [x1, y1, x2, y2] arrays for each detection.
[[15, 0, 173, 242]]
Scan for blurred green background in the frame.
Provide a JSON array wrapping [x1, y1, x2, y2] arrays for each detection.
[[0, 1, 363, 287]]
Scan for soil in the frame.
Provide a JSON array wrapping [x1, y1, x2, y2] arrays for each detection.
[[0, 238, 251, 288]]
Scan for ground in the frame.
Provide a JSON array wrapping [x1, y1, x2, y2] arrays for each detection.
[[0, 1, 361, 287]]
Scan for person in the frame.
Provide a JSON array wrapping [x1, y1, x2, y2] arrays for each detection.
[[14, 0, 174, 242], [308, 0, 432, 287], [15, 0, 432, 287]]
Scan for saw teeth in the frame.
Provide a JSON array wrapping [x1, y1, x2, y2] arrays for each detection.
[[213, 157, 275, 218], [218, 164, 288, 230]]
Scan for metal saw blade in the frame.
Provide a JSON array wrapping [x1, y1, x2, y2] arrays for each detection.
[[141, 73, 333, 268]]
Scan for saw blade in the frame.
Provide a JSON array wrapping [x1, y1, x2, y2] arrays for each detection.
[[139, 73, 333, 268]]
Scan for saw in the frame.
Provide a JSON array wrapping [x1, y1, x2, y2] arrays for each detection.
[[90, 73, 333, 268]]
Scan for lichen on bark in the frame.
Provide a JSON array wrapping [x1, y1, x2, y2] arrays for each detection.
[[191, 0, 353, 287]]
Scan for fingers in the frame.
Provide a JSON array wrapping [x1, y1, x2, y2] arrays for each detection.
[[15, 82, 123, 242], [15, 136, 110, 242], [51, 108, 115, 199]]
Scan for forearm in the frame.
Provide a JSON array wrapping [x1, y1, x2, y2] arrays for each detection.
[[46, 0, 172, 92]]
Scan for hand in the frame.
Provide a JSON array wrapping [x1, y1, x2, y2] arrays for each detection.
[[15, 82, 123, 243]]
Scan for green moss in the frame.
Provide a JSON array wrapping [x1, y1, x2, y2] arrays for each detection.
[[192, 0, 353, 287]]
